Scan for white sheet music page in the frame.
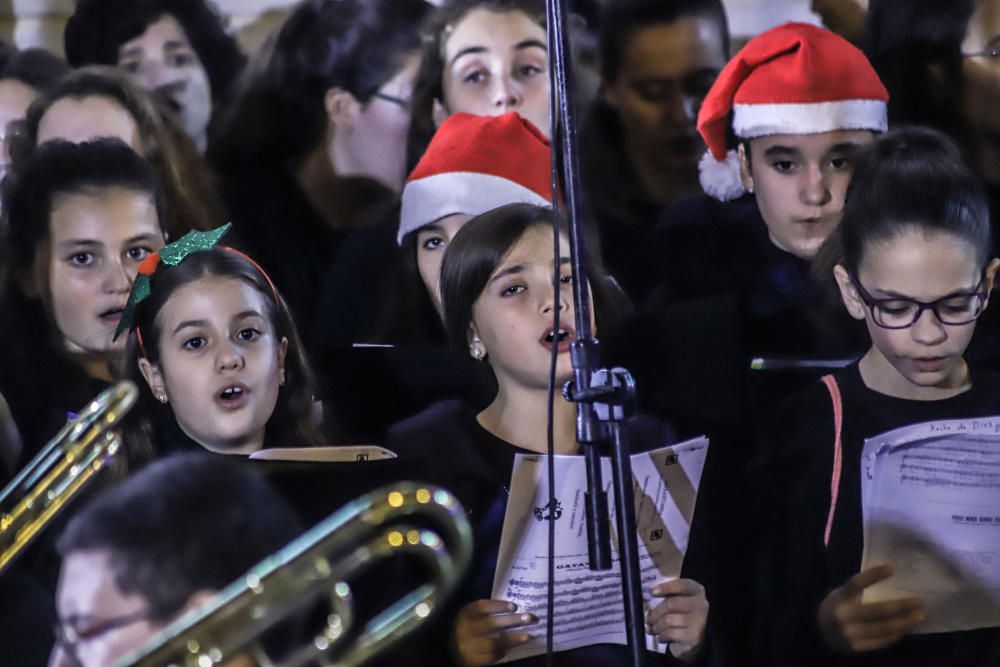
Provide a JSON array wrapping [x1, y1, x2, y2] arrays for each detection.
[[860, 417, 1000, 634], [491, 436, 709, 661]]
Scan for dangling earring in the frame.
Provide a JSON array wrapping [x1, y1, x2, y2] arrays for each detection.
[[469, 338, 485, 361], [279, 369, 286, 386], [156, 393, 168, 404]]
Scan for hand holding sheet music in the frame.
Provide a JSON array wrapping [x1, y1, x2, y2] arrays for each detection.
[[860, 417, 1000, 634], [491, 437, 709, 661]]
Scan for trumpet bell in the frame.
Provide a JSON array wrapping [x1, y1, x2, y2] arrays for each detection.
[[115, 482, 473, 667], [0, 381, 138, 574]]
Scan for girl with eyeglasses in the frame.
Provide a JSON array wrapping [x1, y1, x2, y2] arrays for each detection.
[[755, 127, 1000, 666], [208, 0, 428, 338]]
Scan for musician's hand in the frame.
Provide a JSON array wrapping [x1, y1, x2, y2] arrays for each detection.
[[645, 578, 709, 662], [453, 599, 537, 666], [817, 564, 925, 653]]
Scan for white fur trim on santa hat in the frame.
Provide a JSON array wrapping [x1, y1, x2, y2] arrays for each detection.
[[399, 172, 552, 244], [699, 149, 745, 202], [733, 99, 887, 139]]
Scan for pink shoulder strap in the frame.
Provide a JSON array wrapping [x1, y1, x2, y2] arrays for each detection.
[[820, 374, 843, 548]]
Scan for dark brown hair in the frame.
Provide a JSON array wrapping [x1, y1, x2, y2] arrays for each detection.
[[13, 66, 226, 240], [406, 0, 546, 171], [814, 127, 991, 283], [125, 247, 321, 451], [440, 203, 629, 351]]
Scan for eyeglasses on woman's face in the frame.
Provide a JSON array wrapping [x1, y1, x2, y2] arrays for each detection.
[[850, 274, 988, 329]]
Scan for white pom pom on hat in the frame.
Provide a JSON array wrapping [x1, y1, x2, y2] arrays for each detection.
[[698, 149, 744, 202], [696, 22, 889, 201]]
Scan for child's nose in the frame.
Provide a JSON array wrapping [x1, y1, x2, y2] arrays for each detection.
[[103, 258, 133, 294], [910, 308, 947, 345], [492, 76, 522, 111], [215, 341, 245, 371], [800, 165, 831, 207]]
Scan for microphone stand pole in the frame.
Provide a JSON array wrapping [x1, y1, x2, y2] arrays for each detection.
[[545, 2, 646, 666]]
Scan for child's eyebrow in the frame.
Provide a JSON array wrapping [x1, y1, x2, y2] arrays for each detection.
[[231, 310, 265, 321], [125, 233, 162, 244], [826, 142, 864, 154], [489, 264, 524, 284], [162, 40, 190, 52], [870, 283, 981, 299], [57, 239, 103, 249], [762, 145, 800, 158], [513, 39, 547, 54], [118, 44, 145, 60], [173, 319, 209, 334], [450, 46, 488, 67]]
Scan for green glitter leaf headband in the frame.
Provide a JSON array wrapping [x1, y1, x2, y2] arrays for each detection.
[[113, 223, 232, 341]]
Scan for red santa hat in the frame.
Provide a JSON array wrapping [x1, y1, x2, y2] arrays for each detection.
[[697, 22, 889, 201], [398, 112, 553, 243]]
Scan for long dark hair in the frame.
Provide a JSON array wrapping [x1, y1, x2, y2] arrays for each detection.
[[64, 0, 246, 107], [210, 0, 428, 171], [12, 66, 226, 239], [440, 203, 628, 351], [0, 139, 164, 465], [124, 248, 321, 451], [406, 0, 546, 171], [373, 232, 448, 345], [598, 0, 729, 84], [815, 127, 992, 281], [0, 47, 68, 91], [56, 452, 302, 622], [864, 0, 975, 135]]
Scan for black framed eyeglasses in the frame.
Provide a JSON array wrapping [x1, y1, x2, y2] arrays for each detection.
[[372, 92, 410, 111], [53, 609, 151, 667], [850, 274, 988, 329]]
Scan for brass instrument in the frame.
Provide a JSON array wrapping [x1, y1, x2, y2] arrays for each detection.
[[0, 381, 138, 573], [114, 483, 473, 667]]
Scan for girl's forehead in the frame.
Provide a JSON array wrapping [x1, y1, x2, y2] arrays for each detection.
[[859, 230, 982, 294], [49, 187, 160, 241], [160, 275, 269, 322], [445, 9, 545, 59], [495, 226, 569, 268]]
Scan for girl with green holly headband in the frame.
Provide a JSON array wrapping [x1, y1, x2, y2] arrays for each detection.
[[116, 224, 322, 455]]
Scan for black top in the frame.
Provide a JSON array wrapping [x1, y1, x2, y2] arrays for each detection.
[[579, 100, 663, 304], [615, 193, 867, 434], [756, 362, 1000, 666], [217, 165, 397, 343], [386, 399, 723, 667]]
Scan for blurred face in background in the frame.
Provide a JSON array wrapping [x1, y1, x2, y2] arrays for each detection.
[[44, 186, 163, 355], [741, 130, 874, 259], [330, 53, 421, 192], [37, 95, 143, 153], [603, 15, 727, 203], [0, 78, 38, 182], [118, 14, 212, 151], [415, 213, 472, 315], [960, 0, 1000, 143], [50, 550, 159, 667], [440, 9, 550, 136]]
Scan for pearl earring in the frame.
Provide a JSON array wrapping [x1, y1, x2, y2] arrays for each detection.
[[470, 337, 485, 360]]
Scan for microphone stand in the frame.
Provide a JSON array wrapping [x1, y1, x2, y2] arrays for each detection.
[[545, 2, 647, 666]]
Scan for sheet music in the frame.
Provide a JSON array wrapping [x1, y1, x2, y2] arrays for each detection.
[[491, 437, 709, 661], [860, 417, 1000, 633]]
